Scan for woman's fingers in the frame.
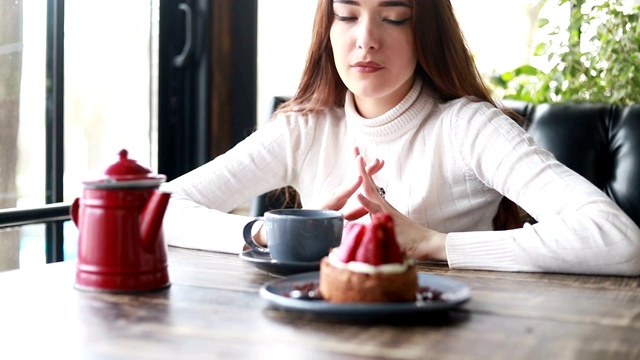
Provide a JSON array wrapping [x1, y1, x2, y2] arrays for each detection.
[[343, 206, 369, 221], [365, 158, 384, 176], [356, 193, 384, 214], [307, 149, 386, 219], [329, 176, 363, 210], [354, 147, 384, 176], [307, 175, 363, 211], [356, 155, 384, 201]]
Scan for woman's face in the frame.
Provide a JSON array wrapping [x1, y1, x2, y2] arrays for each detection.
[[330, 0, 417, 118]]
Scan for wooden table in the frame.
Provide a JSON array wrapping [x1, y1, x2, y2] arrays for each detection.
[[1, 247, 639, 359]]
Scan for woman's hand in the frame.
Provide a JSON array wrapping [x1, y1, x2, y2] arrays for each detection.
[[255, 147, 383, 247], [354, 154, 448, 262], [305, 147, 384, 220]]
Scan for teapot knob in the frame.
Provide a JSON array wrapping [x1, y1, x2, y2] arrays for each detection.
[[82, 148, 166, 188]]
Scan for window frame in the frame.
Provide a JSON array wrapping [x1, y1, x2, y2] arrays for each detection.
[[0, 0, 258, 264]]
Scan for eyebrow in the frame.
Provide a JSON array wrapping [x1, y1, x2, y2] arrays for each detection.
[[333, 0, 412, 8]]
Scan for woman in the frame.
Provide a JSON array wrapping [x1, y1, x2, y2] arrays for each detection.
[[162, 0, 640, 275]]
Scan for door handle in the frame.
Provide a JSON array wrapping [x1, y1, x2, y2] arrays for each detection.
[[173, 3, 192, 67]]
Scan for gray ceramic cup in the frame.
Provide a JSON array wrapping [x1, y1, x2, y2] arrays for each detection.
[[242, 209, 344, 263]]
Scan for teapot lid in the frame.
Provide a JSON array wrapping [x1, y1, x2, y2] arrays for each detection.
[[83, 149, 166, 188]]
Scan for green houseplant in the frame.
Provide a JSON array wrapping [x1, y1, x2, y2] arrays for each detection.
[[491, 0, 640, 105]]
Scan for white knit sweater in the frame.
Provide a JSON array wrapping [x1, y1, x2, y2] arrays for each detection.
[[161, 79, 640, 275]]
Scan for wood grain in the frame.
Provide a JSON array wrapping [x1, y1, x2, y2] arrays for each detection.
[[1, 247, 639, 359]]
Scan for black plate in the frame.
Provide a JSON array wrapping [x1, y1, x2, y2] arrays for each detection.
[[239, 249, 321, 276], [260, 271, 471, 319]]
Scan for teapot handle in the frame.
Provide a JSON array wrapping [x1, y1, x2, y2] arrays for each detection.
[[70, 198, 80, 226], [140, 191, 171, 253]]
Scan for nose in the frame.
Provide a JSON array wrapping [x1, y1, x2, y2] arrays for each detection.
[[355, 18, 379, 51]]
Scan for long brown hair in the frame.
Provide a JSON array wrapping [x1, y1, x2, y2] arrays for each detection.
[[279, 0, 524, 230], [277, 0, 345, 112]]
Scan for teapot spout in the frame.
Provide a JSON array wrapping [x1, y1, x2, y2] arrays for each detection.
[[140, 191, 171, 253]]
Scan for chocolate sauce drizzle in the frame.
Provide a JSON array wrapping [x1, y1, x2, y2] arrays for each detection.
[[284, 281, 445, 302]]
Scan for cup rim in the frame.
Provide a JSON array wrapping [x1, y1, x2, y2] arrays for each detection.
[[264, 209, 343, 219]]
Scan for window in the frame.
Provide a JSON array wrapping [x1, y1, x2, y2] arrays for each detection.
[[1, 0, 256, 271], [0, 0, 158, 270]]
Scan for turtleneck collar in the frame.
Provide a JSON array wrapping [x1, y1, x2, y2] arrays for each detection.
[[345, 77, 432, 141]]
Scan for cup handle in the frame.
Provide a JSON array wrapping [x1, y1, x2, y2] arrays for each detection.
[[242, 217, 269, 254]]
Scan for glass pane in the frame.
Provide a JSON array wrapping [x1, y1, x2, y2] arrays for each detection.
[[0, 221, 76, 272], [64, 0, 156, 199], [257, 0, 315, 126], [0, 0, 158, 271], [0, 228, 20, 272], [0, 1, 46, 271], [2, 1, 43, 211], [18, 225, 45, 268], [61, 0, 157, 267]]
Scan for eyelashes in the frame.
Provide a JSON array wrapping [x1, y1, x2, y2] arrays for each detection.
[[334, 14, 411, 26], [335, 15, 357, 22], [384, 18, 411, 25]]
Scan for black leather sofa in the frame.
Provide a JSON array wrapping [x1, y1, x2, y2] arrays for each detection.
[[505, 100, 640, 227], [251, 97, 640, 228]]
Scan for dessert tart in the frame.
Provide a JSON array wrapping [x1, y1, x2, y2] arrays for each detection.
[[319, 212, 417, 303]]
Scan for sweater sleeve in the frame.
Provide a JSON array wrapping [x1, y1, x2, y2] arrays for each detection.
[[160, 115, 296, 254], [443, 99, 640, 276]]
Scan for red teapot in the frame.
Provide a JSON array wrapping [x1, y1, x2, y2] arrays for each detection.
[[71, 149, 171, 292]]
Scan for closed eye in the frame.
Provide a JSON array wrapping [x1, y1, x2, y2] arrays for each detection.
[[383, 18, 411, 25], [335, 15, 357, 22]]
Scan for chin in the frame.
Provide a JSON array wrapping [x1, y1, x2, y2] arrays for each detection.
[[347, 77, 413, 106]]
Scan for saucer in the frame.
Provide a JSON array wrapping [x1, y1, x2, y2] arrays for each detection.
[[260, 271, 471, 319], [239, 249, 321, 276]]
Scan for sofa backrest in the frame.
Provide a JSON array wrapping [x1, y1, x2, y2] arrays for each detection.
[[504, 100, 640, 226]]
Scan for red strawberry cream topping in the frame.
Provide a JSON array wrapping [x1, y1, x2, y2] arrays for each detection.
[[329, 212, 410, 274]]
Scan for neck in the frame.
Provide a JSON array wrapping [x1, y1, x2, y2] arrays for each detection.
[[353, 77, 415, 119]]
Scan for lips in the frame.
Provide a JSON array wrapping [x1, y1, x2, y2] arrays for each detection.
[[352, 61, 383, 73]]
